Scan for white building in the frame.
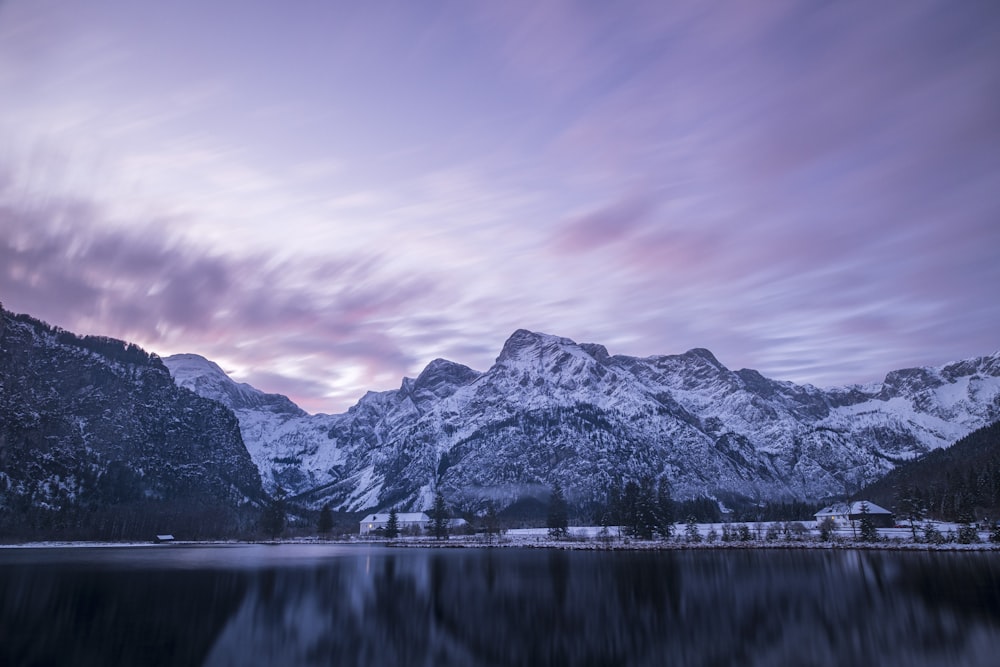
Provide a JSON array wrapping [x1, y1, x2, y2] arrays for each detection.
[[359, 512, 431, 535], [814, 501, 894, 528]]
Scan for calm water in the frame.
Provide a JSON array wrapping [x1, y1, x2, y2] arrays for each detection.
[[1, 544, 998, 666]]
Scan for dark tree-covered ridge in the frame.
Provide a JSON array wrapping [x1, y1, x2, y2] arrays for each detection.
[[0, 305, 264, 540], [862, 420, 1000, 522]]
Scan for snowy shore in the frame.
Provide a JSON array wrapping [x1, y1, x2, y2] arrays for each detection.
[[3, 522, 996, 551], [377, 521, 1000, 551]]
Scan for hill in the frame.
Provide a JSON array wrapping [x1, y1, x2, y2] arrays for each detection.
[[861, 420, 1000, 521], [0, 306, 263, 540]]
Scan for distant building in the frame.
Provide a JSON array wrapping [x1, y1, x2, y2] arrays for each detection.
[[359, 512, 431, 535], [154, 534, 175, 543], [814, 501, 894, 528]]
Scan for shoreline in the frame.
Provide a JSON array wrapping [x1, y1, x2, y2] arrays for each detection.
[[381, 535, 1000, 552], [2, 535, 998, 552]]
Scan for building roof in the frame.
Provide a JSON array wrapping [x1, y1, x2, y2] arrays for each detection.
[[814, 501, 892, 518], [360, 512, 430, 524]]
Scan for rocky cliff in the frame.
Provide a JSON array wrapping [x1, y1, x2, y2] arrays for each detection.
[[165, 330, 1000, 513]]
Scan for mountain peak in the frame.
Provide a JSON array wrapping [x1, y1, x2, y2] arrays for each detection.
[[579, 342, 610, 362], [682, 347, 722, 366], [163, 353, 229, 384], [496, 329, 577, 364], [163, 354, 305, 417], [409, 358, 481, 400]]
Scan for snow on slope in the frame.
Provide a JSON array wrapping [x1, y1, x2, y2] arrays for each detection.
[[165, 354, 341, 495], [165, 339, 1000, 513], [167, 354, 305, 416]]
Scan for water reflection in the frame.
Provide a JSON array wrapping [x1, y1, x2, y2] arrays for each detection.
[[1, 546, 998, 666]]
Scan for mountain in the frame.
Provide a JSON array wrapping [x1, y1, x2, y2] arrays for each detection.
[[0, 308, 263, 539], [167, 354, 305, 417], [165, 330, 1000, 514]]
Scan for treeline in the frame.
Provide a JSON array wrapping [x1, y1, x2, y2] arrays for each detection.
[[496, 482, 819, 532], [6, 309, 157, 368], [0, 487, 353, 542], [727, 500, 817, 523], [594, 478, 675, 539], [863, 420, 1000, 522], [0, 499, 260, 542], [591, 482, 816, 531]]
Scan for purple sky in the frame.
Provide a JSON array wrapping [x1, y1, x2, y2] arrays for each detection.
[[2, 0, 998, 413]]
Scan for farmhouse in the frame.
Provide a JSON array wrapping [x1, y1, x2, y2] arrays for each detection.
[[359, 512, 431, 535], [814, 501, 894, 528]]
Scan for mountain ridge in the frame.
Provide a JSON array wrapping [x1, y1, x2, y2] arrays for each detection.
[[163, 331, 1000, 514], [0, 307, 264, 539]]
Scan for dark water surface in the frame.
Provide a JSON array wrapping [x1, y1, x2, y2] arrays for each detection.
[[1, 544, 998, 666]]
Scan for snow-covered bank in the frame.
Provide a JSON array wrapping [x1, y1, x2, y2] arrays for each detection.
[[382, 535, 1000, 552], [376, 521, 999, 551], [4, 520, 995, 551]]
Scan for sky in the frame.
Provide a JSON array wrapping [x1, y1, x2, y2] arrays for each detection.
[[1, 0, 998, 414]]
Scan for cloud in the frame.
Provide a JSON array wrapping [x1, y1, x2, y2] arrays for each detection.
[[0, 190, 453, 413], [1, 0, 998, 412], [236, 370, 332, 407], [548, 196, 652, 254]]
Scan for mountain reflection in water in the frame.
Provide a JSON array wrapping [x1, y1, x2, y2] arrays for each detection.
[[1, 545, 998, 666]]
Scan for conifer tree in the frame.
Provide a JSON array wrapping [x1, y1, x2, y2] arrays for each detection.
[[923, 520, 944, 544], [685, 515, 701, 543], [721, 523, 733, 542], [655, 480, 675, 539], [317, 502, 333, 535], [858, 502, 879, 542], [896, 486, 924, 542], [484, 503, 501, 544], [621, 480, 640, 537], [431, 492, 449, 540], [617, 477, 659, 539], [547, 481, 569, 538], [633, 478, 659, 539], [956, 505, 979, 544], [603, 484, 622, 537], [385, 506, 400, 539], [261, 486, 287, 540]]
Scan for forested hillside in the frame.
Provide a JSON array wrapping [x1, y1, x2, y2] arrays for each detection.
[[862, 420, 1000, 521], [0, 306, 264, 540]]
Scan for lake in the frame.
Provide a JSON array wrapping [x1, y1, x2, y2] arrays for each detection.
[[1, 543, 998, 666]]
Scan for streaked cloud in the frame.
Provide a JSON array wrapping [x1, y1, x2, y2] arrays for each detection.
[[0, 0, 997, 410], [0, 190, 451, 412]]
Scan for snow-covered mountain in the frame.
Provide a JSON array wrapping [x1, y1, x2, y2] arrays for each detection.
[[0, 308, 263, 538], [167, 354, 304, 417], [164, 331, 1000, 513]]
